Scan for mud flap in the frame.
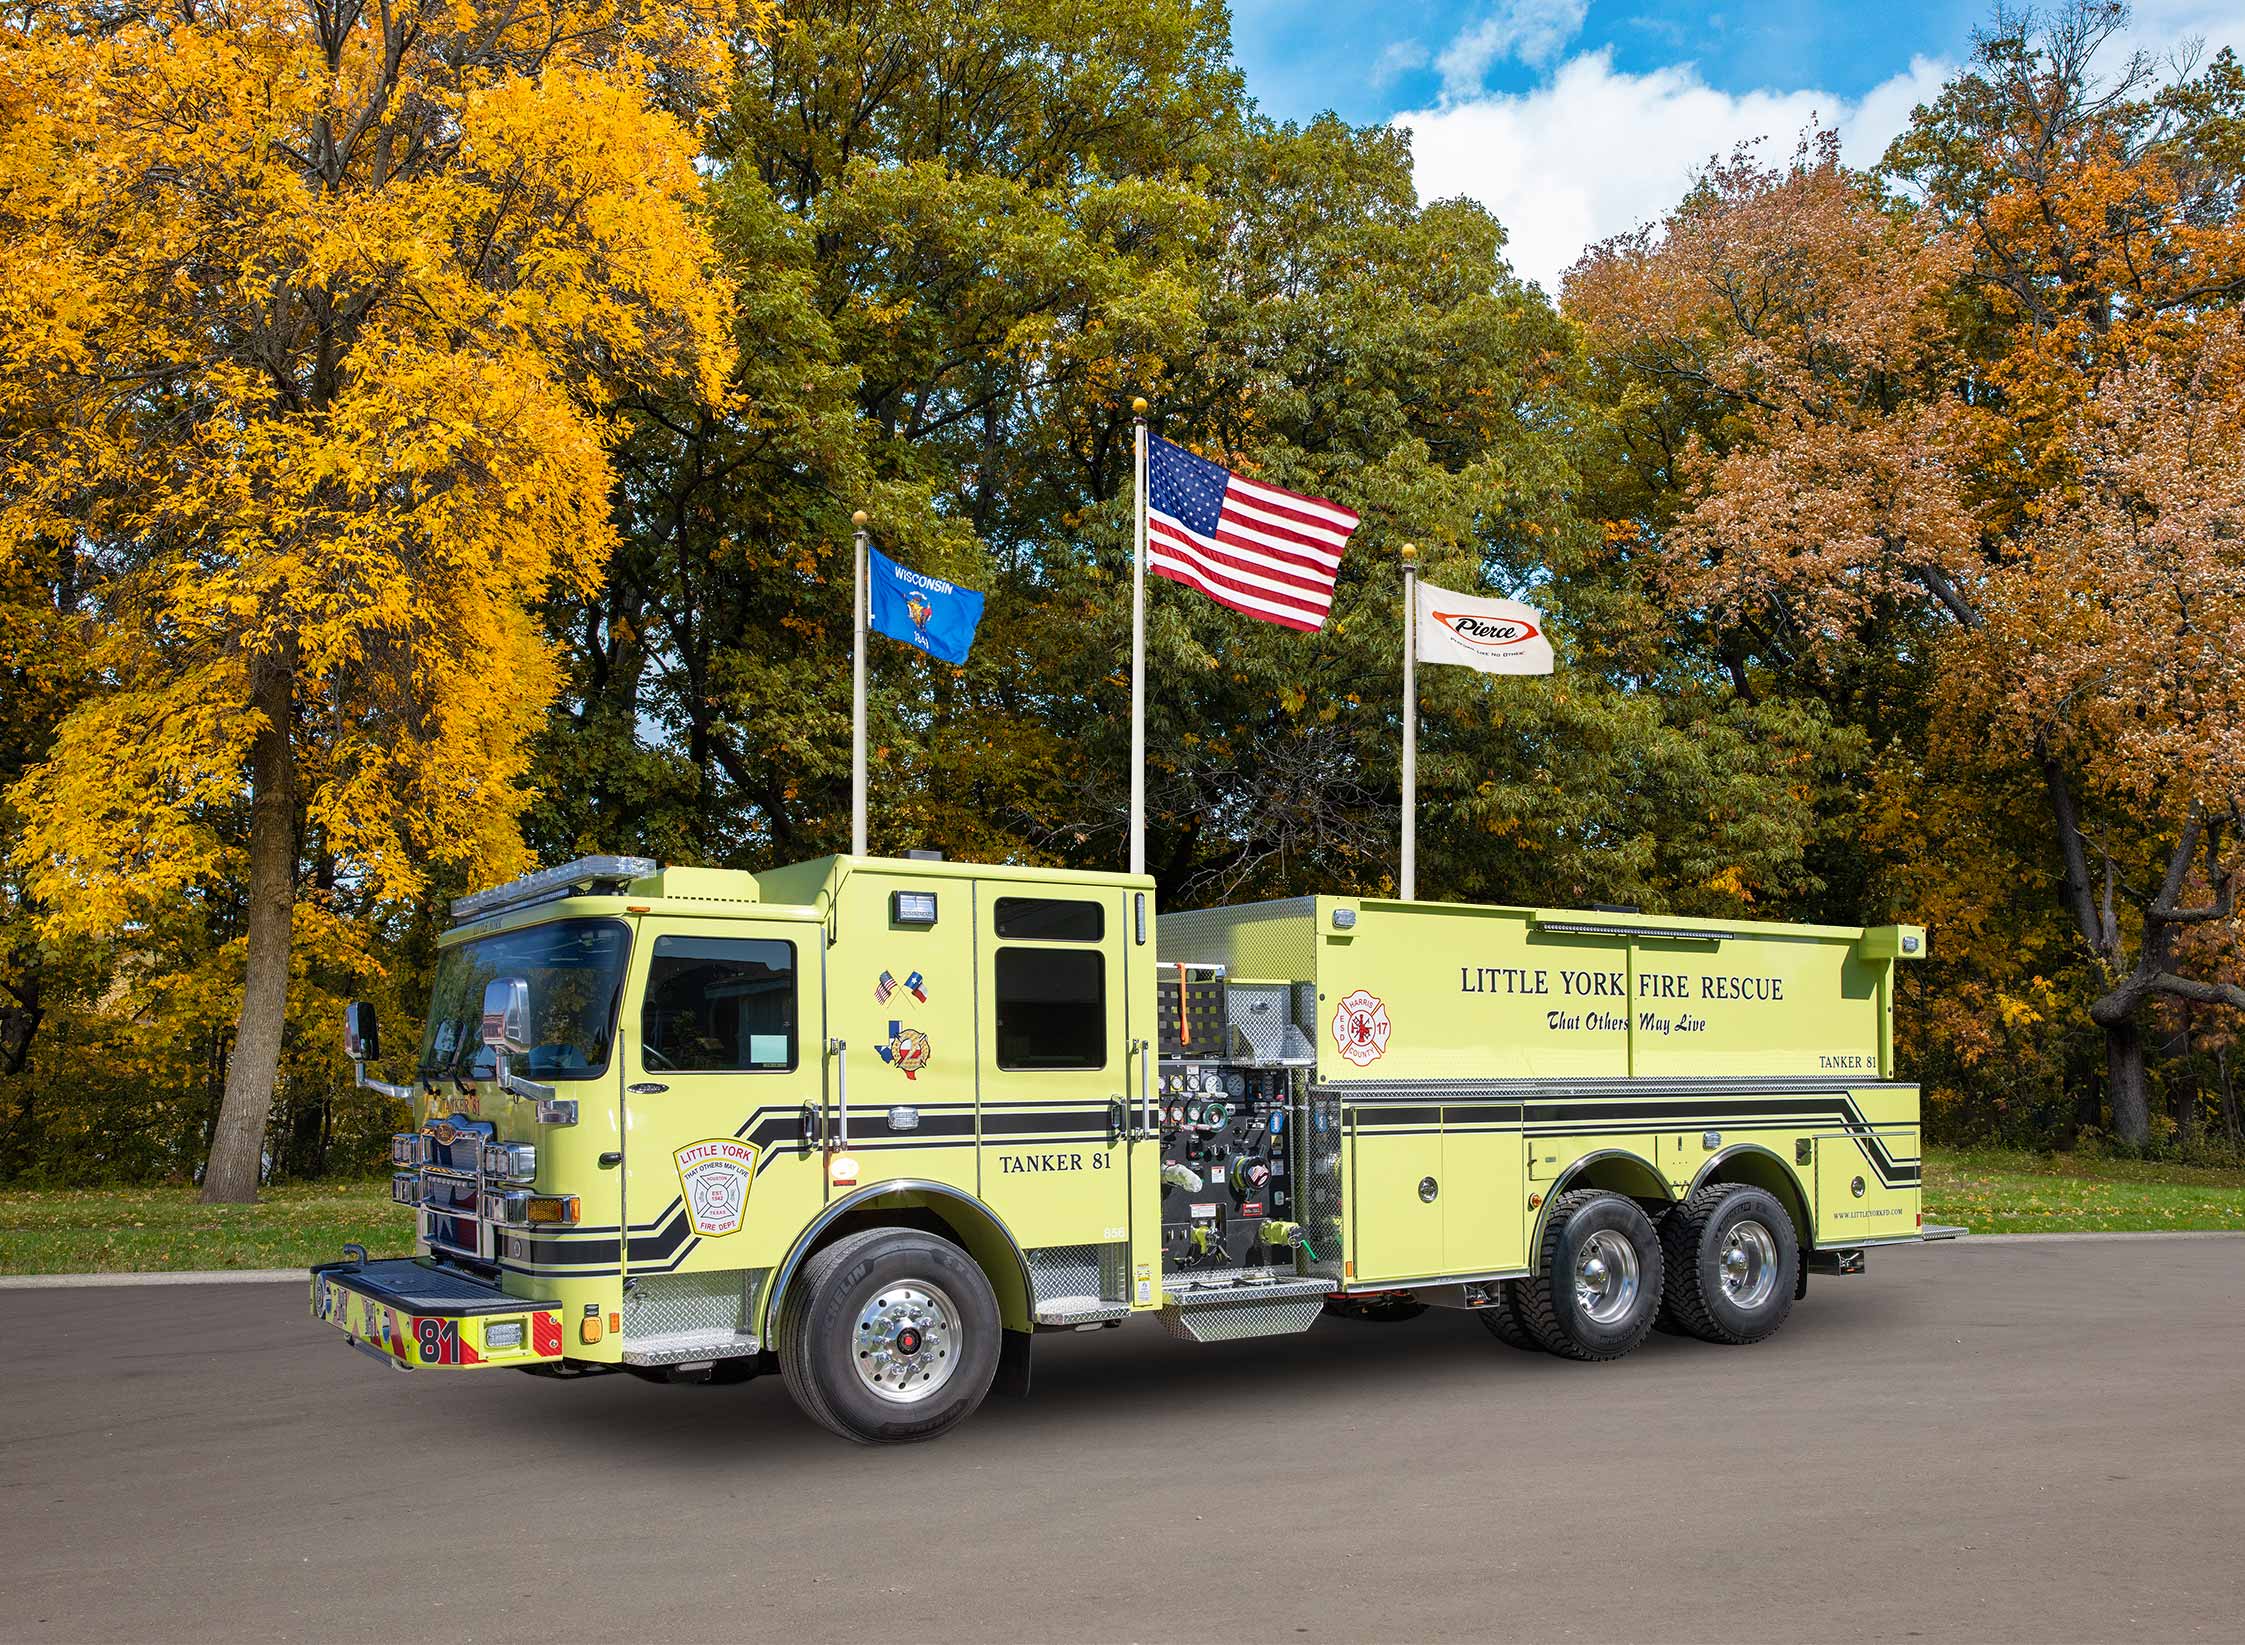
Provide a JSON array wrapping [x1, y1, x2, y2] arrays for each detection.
[[995, 1328, 1034, 1399]]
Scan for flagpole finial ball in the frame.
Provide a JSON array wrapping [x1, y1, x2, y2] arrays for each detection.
[[852, 510, 868, 529], [1132, 397, 1148, 415], [1401, 541, 1417, 561]]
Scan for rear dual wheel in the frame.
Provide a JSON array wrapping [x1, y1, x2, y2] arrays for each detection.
[[1512, 1190, 1665, 1361], [1658, 1183, 1799, 1345]]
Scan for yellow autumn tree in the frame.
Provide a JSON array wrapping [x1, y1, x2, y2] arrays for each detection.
[[0, 0, 753, 1200]]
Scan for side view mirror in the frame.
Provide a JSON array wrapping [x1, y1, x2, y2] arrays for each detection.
[[343, 1001, 379, 1062], [344, 1000, 412, 1103], [481, 978, 533, 1056]]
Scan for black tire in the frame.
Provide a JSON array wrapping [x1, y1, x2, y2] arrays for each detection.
[[774, 1226, 1002, 1444], [1514, 1189, 1665, 1362], [1475, 1281, 1539, 1351], [1658, 1183, 1799, 1345], [1324, 1296, 1429, 1323]]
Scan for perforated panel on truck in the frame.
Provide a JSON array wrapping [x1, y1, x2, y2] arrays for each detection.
[[1156, 899, 1318, 981]]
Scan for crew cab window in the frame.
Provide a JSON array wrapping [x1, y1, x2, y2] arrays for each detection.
[[994, 948, 1105, 1070], [640, 937, 796, 1072], [993, 897, 1104, 942]]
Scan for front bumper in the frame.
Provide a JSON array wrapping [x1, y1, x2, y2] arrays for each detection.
[[309, 1256, 564, 1372]]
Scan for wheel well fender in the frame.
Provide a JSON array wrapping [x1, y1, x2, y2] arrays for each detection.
[[1689, 1145, 1813, 1248], [756, 1181, 1034, 1338], [1532, 1148, 1675, 1252]]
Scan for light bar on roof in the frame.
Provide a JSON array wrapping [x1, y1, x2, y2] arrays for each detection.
[[451, 856, 657, 923]]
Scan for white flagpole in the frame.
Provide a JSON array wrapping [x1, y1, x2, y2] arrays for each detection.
[[851, 509, 869, 858], [1130, 397, 1148, 876], [1400, 541, 1417, 901]]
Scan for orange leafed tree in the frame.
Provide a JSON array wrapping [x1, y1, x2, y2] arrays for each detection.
[[1571, 5, 2245, 1140], [0, 0, 752, 1199]]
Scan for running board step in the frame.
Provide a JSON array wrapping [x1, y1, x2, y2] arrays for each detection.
[[1920, 1223, 1967, 1241], [1033, 1295, 1132, 1327], [621, 1329, 761, 1367]]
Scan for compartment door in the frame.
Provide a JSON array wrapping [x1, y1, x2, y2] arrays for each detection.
[[1440, 1124, 1526, 1277], [1812, 1127, 1921, 1246], [1348, 1114, 1445, 1282]]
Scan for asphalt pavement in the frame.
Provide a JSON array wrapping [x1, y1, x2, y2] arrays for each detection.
[[3, 1237, 2241, 1643]]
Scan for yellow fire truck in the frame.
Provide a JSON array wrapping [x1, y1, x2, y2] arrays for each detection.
[[313, 852, 1957, 1443]]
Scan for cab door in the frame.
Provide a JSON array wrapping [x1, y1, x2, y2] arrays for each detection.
[[621, 917, 827, 1283], [975, 886, 1138, 1257]]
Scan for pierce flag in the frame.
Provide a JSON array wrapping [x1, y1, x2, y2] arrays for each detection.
[[1414, 580, 1554, 675]]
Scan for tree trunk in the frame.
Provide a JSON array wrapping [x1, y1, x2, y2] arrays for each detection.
[[2219, 1047, 2241, 1150], [200, 659, 297, 1204], [2104, 1017, 2149, 1147]]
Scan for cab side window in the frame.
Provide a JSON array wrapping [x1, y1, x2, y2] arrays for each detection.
[[993, 947, 1105, 1070], [641, 937, 796, 1072]]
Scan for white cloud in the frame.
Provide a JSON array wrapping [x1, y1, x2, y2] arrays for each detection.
[[1436, 1, 1591, 99], [1401, 7, 2245, 297], [1401, 49, 1950, 294], [1371, 37, 1432, 93]]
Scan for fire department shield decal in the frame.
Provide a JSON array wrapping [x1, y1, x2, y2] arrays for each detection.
[[674, 1138, 760, 1236], [1332, 989, 1392, 1066]]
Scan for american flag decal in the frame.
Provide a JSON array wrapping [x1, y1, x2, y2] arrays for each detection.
[[1146, 435, 1359, 632]]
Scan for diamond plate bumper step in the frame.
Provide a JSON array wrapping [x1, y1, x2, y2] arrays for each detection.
[[1156, 1268, 1335, 1343]]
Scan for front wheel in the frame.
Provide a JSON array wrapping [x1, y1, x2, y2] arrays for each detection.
[[1658, 1184, 1799, 1345], [775, 1227, 1001, 1444], [1513, 1190, 1665, 1361]]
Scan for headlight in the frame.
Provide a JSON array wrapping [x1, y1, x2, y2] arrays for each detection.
[[389, 1133, 421, 1166], [390, 1172, 420, 1206], [480, 1141, 537, 1182]]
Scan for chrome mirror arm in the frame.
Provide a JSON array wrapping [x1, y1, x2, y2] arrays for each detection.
[[353, 1060, 417, 1104]]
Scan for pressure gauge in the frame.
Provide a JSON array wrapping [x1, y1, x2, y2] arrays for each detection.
[[1225, 1072, 1247, 1099]]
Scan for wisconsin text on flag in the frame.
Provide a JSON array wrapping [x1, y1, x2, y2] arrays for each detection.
[[1146, 435, 1360, 632]]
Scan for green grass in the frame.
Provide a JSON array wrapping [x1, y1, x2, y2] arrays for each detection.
[[1923, 1146, 2245, 1234], [0, 1181, 412, 1275], [3, 1147, 2242, 1274]]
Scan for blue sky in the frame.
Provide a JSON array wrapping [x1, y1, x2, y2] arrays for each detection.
[[1228, 0, 2244, 291]]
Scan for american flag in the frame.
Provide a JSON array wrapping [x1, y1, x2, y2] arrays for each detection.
[[1146, 435, 1359, 632]]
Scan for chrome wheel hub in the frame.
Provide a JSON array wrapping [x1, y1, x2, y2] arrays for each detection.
[[1719, 1219, 1780, 1310], [852, 1280, 960, 1404], [1573, 1229, 1640, 1325]]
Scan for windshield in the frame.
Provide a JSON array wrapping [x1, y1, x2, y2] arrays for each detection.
[[419, 918, 630, 1084]]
